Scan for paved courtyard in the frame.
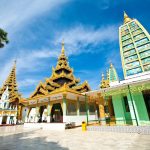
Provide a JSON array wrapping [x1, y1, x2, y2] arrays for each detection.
[[0, 126, 150, 150]]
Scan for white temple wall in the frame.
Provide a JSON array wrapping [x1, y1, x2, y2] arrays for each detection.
[[63, 115, 98, 126], [22, 107, 30, 122], [28, 108, 36, 123], [0, 116, 2, 125], [6, 116, 10, 124]]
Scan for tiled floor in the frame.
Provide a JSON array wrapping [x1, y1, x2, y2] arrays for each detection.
[[0, 126, 150, 150]]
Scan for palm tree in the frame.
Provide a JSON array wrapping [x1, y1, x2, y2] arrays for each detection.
[[0, 28, 9, 48]]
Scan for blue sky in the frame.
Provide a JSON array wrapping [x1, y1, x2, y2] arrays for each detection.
[[0, 0, 150, 97]]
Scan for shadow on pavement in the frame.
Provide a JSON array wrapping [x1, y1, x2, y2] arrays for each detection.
[[0, 129, 69, 150]]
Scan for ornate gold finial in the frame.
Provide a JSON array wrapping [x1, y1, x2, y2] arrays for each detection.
[[61, 39, 65, 54], [107, 70, 109, 80], [14, 60, 17, 68], [102, 73, 104, 80], [110, 63, 113, 68], [124, 11, 132, 24]]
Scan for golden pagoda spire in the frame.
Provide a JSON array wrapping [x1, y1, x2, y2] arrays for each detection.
[[106, 70, 109, 80], [110, 63, 113, 68], [6, 60, 17, 84], [100, 73, 105, 88], [0, 60, 20, 100], [102, 73, 104, 81], [61, 39, 65, 54], [109, 63, 119, 83], [124, 11, 132, 24]]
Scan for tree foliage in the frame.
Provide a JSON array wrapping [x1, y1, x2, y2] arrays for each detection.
[[0, 28, 9, 48]]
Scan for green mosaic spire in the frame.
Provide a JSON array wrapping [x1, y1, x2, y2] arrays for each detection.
[[109, 63, 119, 83]]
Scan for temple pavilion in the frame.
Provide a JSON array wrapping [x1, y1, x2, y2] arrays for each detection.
[[22, 42, 99, 126], [0, 62, 22, 125]]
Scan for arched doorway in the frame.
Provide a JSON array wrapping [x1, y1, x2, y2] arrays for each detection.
[[2, 116, 7, 124], [39, 106, 46, 123], [51, 103, 63, 123]]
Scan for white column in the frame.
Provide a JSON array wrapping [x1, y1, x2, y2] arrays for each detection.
[[25, 116, 28, 123], [47, 116, 50, 123], [47, 102, 51, 123], [6, 116, 10, 124], [77, 98, 80, 116], [14, 117, 17, 124], [35, 107, 40, 123], [0, 116, 2, 125]]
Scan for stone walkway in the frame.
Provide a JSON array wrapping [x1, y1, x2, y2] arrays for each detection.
[[0, 126, 150, 150]]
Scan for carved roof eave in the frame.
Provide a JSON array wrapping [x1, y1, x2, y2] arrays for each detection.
[[19, 98, 28, 105], [73, 81, 91, 91], [55, 65, 73, 73], [8, 93, 21, 103], [67, 80, 77, 87], [50, 84, 82, 95], [51, 72, 77, 81], [30, 82, 47, 98], [100, 80, 110, 88], [45, 79, 60, 88], [46, 85, 55, 91], [39, 88, 48, 95], [58, 55, 68, 60]]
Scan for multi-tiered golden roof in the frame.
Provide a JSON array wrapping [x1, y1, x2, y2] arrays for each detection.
[[30, 42, 90, 98], [0, 61, 21, 103]]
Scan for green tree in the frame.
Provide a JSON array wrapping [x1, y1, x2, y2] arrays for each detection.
[[0, 28, 9, 48]]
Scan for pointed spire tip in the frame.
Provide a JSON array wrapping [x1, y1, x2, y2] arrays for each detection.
[[123, 11, 132, 24], [61, 39, 65, 54]]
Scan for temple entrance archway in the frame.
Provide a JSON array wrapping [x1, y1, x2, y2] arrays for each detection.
[[143, 90, 150, 119], [39, 105, 46, 123], [2, 116, 7, 124], [51, 103, 63, 123]]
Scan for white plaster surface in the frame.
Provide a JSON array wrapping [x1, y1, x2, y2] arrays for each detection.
[[63, 115, 97, 126], [24, 123, 66, 130], [0, 126, 150, 150]]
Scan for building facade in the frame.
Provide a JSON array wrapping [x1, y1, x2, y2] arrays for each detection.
[[0, 62, 22, 125], [119, 12, 150, 78], [98, 12, 150, 126], [0, 12, 149, 127], [21, 12, 150, 127]]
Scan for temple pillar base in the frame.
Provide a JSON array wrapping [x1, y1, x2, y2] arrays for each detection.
[[25, 117, 29, 123], [47, 116, 50, 123], [35, 117, 39, 123], [14, 117, 17, 124], [6, 116, 10, 124], [0, 116, 2, 125], [100, 118, 106, 125]]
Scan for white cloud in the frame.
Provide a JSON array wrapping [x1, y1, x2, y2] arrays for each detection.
[[0, 0, 121, 98], [0, 49, 58, 86], [16, 49, 59, 71], [53, 25, 118, 55], [0, 24, 118, 83], [0, 0, 68, 31], [105, 50, 122, 70], [0, 60, 14, 86], [18, 79, 39, 88]]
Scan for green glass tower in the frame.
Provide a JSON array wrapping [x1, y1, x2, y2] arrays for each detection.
[[119, 12, 150, 78]]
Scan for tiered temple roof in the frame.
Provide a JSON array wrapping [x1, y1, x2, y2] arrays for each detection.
[[30, 42, 90, 98], [100, 72, 109, 89], [0, 61, 21, 103], [100, 63, 119, 88]]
